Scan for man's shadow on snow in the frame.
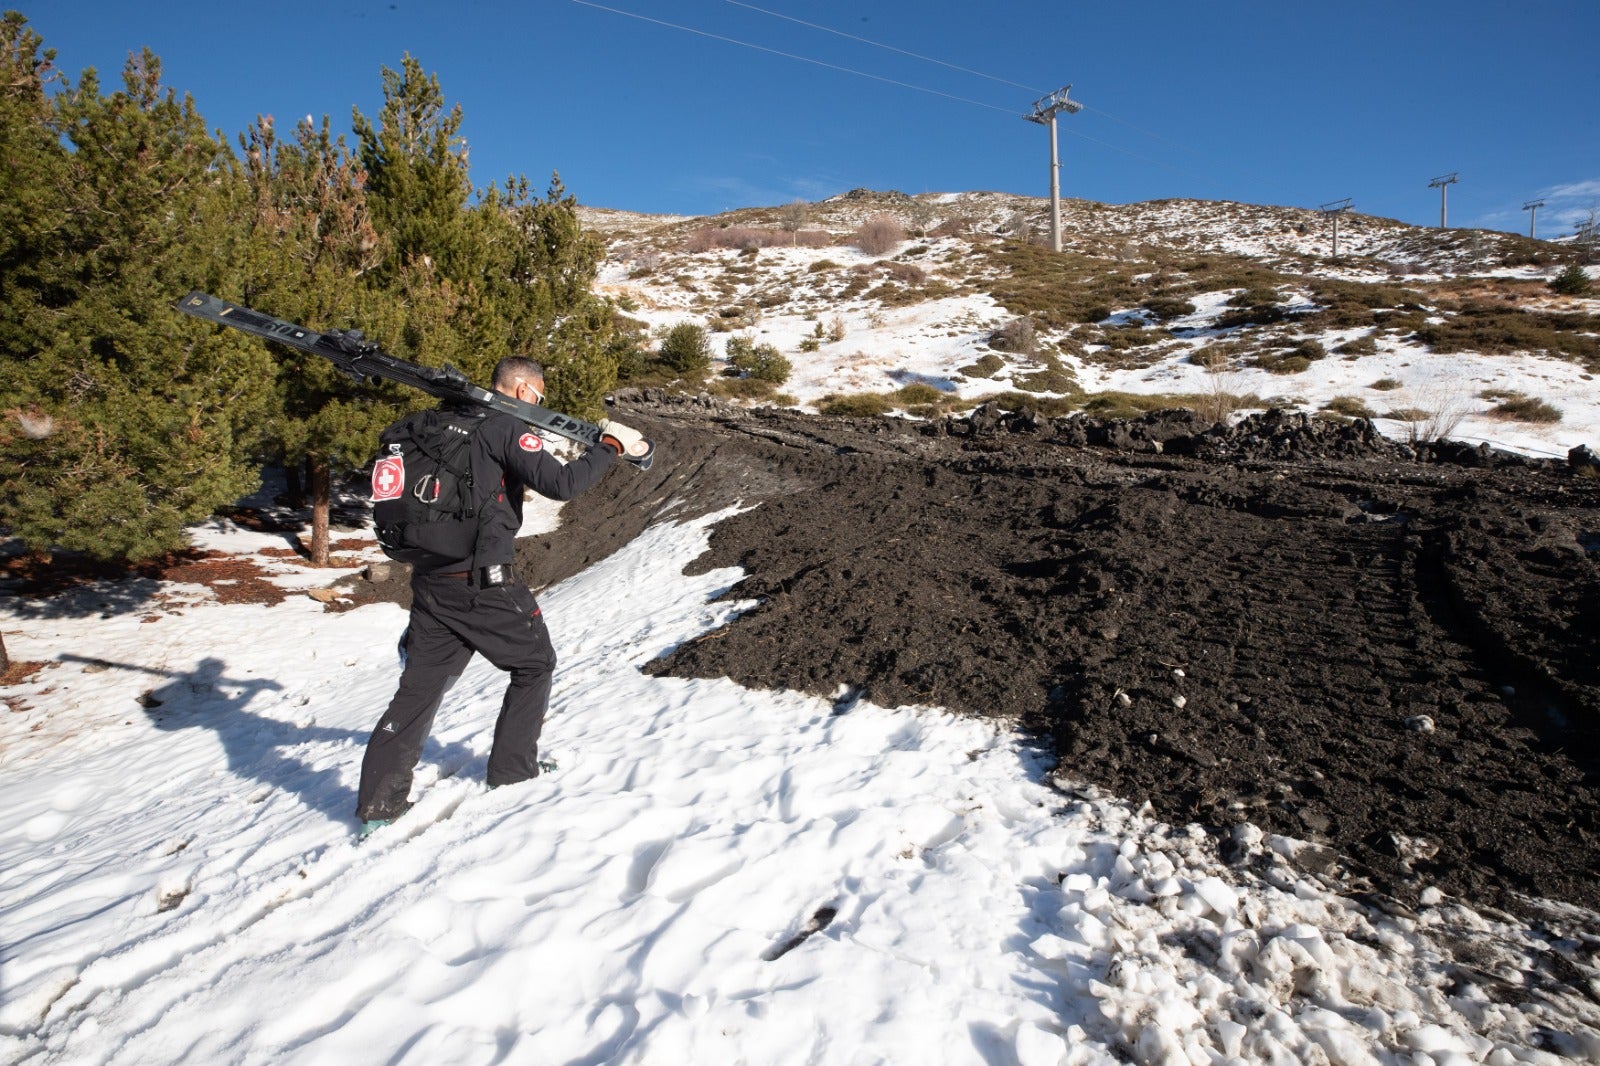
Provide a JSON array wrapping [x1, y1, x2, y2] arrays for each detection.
[[59, 653, 475, 823]]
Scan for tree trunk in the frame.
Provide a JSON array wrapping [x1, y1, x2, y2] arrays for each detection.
[[309, 458, 331, 565], [0, 630, 10, 677]]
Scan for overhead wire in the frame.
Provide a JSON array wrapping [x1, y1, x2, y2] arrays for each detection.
[[718, 2, 1324, 205], [573, 0, 1296, 205], [720, 0, 1045, 94], [569, 0, 1017, 115]]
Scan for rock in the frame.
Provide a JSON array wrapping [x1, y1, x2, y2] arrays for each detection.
[[968, 403, 1004, 432], [307, 587, 339, 603], [1298, 807, 1332, 834], [1569, 443, 1600, 475], [1405, 714, 1435, 733]]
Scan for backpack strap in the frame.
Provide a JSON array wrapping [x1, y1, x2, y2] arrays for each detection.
[[440, 406, 493, 572]]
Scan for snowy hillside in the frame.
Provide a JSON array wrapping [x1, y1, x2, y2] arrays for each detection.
[[4, 190, 1600, 1065], [6, 490, 1600, 1064], [584, 190, 1599, 460]]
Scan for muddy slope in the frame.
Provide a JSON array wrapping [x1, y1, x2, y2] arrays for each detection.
[[325, 393, 1600, 925], [527, 395, 1600, 925]]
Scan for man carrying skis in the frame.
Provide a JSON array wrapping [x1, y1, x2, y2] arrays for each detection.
[[355, 357, 646, 833]]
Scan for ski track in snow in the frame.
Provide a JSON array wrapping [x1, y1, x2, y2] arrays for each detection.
[[4, 502, 1600, 1065]]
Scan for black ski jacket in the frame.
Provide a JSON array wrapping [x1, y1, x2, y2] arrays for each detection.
[[419, 406, 616, 574]]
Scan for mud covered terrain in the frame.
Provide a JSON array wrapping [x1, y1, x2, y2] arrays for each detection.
[[494, 396, 1600, 928]]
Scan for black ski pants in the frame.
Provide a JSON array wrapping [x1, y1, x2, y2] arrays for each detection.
[[356, 568, 556, 820]]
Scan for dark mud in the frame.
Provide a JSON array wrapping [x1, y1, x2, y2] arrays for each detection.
[[370, 395, 1600, 927]]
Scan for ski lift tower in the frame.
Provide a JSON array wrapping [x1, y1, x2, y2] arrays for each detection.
[[1024, 85, 1083, 253], [1523, 199, 1545, 239], [1319, 198, 1354, 258], [1429, 172, 1459, 229]]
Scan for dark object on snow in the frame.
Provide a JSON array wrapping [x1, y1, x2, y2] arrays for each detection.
[[1569, 443, 1600, 476]]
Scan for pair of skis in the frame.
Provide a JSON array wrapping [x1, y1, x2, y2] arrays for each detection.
[[174, 291, 654, 470]]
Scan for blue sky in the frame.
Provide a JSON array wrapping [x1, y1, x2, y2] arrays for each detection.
[[21, 1, 1600, 235]]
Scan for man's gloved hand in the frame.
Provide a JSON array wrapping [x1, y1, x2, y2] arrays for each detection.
[[597, 418, 650, 460]]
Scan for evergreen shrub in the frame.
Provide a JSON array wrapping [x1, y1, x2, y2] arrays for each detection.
[[726, 336, 792, 384], [659, 322, 713, 375], [1550, 263, 1592, 296]]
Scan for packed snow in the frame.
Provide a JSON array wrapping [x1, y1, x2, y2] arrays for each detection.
[[5, 480, 1600, 1063]]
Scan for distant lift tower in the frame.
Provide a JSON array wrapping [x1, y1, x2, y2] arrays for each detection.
[[1523, 199, 1545, 239], [1429, 172, 1459, 229], [1319, 198, 1354, 258], [1024, 85, 1083, 253]]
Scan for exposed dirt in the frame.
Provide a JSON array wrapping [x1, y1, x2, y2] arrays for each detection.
[[494, 393, 1600, 934], [330, 393, 1600, 932]]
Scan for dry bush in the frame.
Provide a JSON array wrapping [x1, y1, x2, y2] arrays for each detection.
[[905, 200, 940, 237], [825, 316, 847, 343], [685, 226, 788, 253], [960, 353, 1006, 378], [626, 251, 663, 277], [1388, 381, 1470, 443], [1004, 207, 1033, 239], [1143, 296, 1197, 321], [1413, 302, 1600, 370], [1485, 391, 1562, 423], [710, 376, 781, 401], [851, 214, 906, 256], [777, 200, 809, 239], [894, 383, 946, 406], [1322, 396, 1376, 419], [818, 392, 894, 417], [1198, 353, 1246, 425], [883, 261, 927, 284], [1335, 333, 1379, 355], [794, 230, 833, 248]]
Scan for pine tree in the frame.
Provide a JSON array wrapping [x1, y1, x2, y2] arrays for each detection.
[[0, 10, 55, 673], [1550, 262, 1592, 296], [354, 58, 616, 417], [230, 113, 401, 563], [353, 55, 476, 289], [476, 175, 617, 420], [0, 13, 60, 359], [0, 32, 275, 562]]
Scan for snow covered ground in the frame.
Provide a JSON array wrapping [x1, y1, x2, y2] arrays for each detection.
[[598, 236, 1599, 462], [5, 485, 1600, 1064], [4, 201, 1600, 1063]]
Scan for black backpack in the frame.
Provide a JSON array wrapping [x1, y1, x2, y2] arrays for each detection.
[[369, 407, 486, 567]]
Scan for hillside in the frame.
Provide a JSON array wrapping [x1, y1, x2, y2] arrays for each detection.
[[4, 190, 1600, 1065], [581, 190, 1599, 461]]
